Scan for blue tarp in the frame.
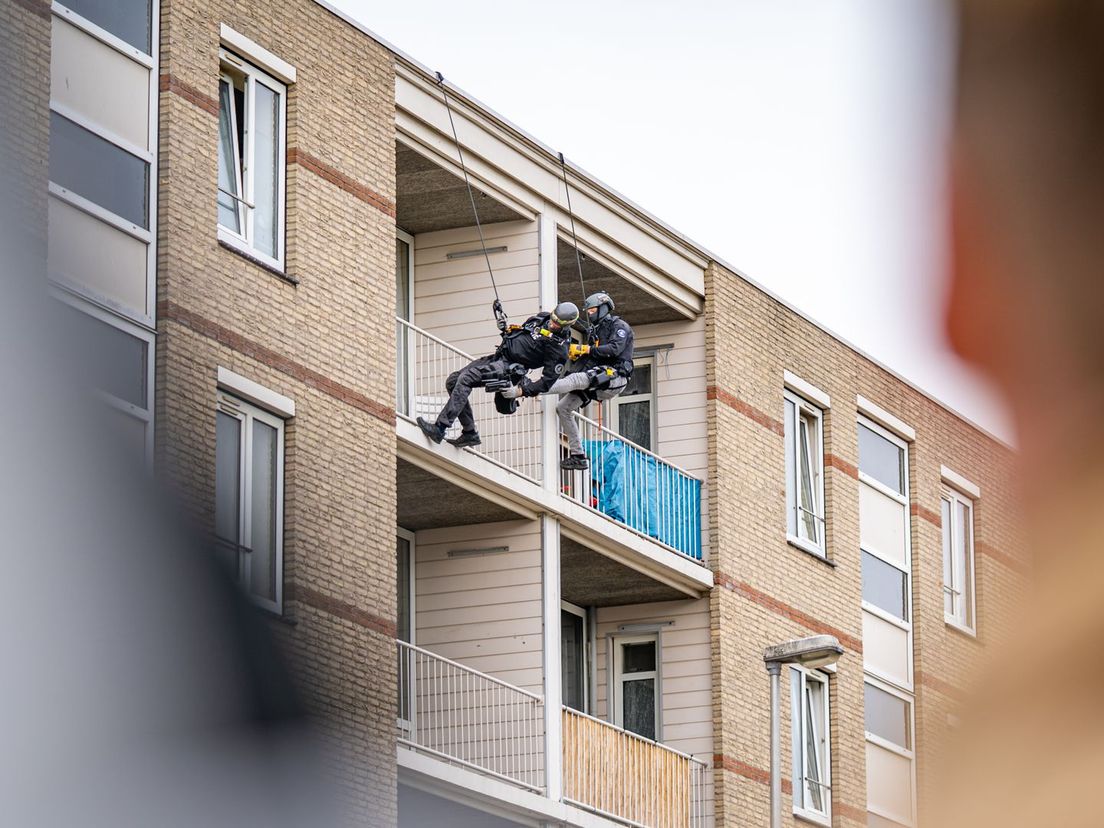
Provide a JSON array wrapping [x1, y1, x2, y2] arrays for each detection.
[[581, 439, 702, 560]]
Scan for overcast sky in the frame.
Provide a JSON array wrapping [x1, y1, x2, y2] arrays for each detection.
[[328, 0, 1013, 442]]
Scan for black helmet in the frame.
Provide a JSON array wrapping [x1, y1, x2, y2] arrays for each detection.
[[550, 301, 580, 330], [584, 291, 614, 322]]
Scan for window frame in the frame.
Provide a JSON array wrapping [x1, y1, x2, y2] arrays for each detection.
[[791, 666, 832, 825], [216, 48, 288, 271], [561, 600, 589, 715], [396, 527, 416, 735], [863, 675, 917, 827], [395, 229, 415, 416], [607, 354, 657, 452], [611, 633, 660, 741], [784, 389, 826, 557], [215, 390, 286, 614], [941, 487, 977, 635]]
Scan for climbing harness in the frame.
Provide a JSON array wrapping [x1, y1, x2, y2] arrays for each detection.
[[436, 72, 508, 333], [558, 152, 590, 337]]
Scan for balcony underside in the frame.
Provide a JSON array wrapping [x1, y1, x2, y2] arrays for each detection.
[[398, 457, 527, 530], [561, 536, 687, 607]]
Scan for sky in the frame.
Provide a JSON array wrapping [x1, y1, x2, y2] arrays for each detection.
[[327, 0, 1013, 442]]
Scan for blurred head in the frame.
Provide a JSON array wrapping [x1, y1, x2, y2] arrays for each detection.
[[949, 0, 1104, 484], [549, 301, 579, 332]]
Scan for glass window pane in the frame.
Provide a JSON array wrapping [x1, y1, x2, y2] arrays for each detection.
[[805, 680, 826, 812], [252, 81, 280, 258], [957, 500, 973, 625], [798, 415, 819, 544], [784, 399, 796, 536], [623, 364, 651, 396], [395, 239, 411, 320], [858, 424, 904, 495], [561, 611, 585, 712], [397, 537, 411, 643], [59, 302, 147, 407], [942, 498, 955, 616], [215, 411, 242, 572], [217, 79, 242, 234], [63, 0, 152, 53], [250, 420, 279, 602], [50, 112, 148, 228], [865, 683, 911, 749], [618, 400, 651, 451], [622, 641, 655, 673], [862, 550, 908, 621], [622, 678, 655, 740]]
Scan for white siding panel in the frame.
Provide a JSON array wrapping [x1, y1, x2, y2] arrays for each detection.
[[859, 483, 907, 567], [414, 520, 544, 694], [866, 742, 914, 824], [862, 610, 912, 689], [48, 195, 147, 314], [51, 17, 149, 149]]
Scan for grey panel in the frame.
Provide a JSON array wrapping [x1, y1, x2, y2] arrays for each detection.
[[560, 536, 687, 607], [63, 0, 152, 53], [396, 457, 524, 530], [58, 302, 147, 407]]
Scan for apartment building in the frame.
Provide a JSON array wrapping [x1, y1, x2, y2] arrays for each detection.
[[14, 0, 1029, 825]]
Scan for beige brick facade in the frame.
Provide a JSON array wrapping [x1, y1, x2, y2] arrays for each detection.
[[156, 1, 399, 822]]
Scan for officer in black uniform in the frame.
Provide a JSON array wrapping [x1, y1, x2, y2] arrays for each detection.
[[416, 302, 579, 447], [549, 291, 635, 470]]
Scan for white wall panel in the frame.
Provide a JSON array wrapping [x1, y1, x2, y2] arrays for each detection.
[[866, 742, 914, 824], [51, 16, 149, 149], [862, 610, 912, 689], [860, 483, 907, 567], [48, 196, 147, 314]]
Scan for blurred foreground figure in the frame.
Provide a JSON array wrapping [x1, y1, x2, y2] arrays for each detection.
[[941, 2, 1104, 825]]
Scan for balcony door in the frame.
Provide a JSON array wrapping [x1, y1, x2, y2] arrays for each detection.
[[395, 230, 414, 415], [397, 528, 415, 732], [561, 601, 588, 714]]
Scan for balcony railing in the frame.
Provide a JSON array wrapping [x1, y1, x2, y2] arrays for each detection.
[[562, 707, 709, 828], [561, 413, 704, 562], [397, 318, 543, 482], [397, 640, 545, 792]]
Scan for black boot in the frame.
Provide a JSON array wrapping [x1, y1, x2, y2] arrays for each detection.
[[447, 431, 481, 448], [560, 453, 589, 470], [416, 417, 445, 444]]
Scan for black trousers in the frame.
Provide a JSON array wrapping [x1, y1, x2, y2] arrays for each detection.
[[436, 355, 506, 433]]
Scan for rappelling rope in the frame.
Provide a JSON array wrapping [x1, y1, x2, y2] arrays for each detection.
[[558, 152, 590, 337], [436, 72, 507, 333]]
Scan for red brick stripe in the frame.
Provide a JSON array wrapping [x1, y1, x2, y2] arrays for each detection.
[[911, 503, 942, 528], [289, 583, 395, 637], [707, 385, 784, 437], [715, 571, 862, 654], [826, 453, 858, 480], [159, 300, 395, 426], [976, 540, 1030, 576], [288, 147, 396, 219], [836, 802, 867, 823], [916, 670, 968, 700], [160, 73, 219, 117], [715, 753, 865, 820]]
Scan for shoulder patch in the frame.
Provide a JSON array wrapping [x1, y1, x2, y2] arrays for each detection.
[[555, 363, 564, 374], [617, 328, 627, 337]]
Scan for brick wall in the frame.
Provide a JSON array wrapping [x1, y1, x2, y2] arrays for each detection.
[[706, 261, 1025, 826], [156, 1, 398, 823]]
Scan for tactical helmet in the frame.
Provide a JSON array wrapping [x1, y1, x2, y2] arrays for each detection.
[[584, 291, 614, 322], [550, 301, 580, 330]]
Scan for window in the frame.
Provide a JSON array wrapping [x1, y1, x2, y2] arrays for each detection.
[[395, 231, 414, 415], [864, 682, 911, 751], [864, 680, 916, 827], [942, 489, 976, 632], [862, 550, 908, 622], [215, 392, 285, 613], [784, 391, 825, 553], [217, 49, 286, 269], [397, 529, 415, 728], [858, 423, 905, 496], [60, 0, 153, 53], [50, 111, 149, 228], [791, 668, 831, 823], [613, 635, 658, 740], [561, 602, 588, 714], [609, 356, 655, 452]]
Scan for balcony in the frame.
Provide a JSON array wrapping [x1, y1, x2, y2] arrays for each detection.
[[396, 318, 705, 564], [398, 641, 708, 828]]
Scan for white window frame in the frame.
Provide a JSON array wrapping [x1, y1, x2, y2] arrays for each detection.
[[397, 527, 416, 735], [216, 390, 285, 614], [217, 48, 287, 271], [863, 675, 918, 827], [941, 487, 977, 635], [607, 354, 657, 452], [611, 633, 660, 741], [791, 666, 832, 825], [784, 389, 826, 556], [395, 230, 415, 416]]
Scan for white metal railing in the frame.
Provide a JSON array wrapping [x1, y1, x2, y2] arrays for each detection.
[[396, 318, 543, 482], [560, 412, 705, 563], [562, 707, 709, 828], [396, 640, 545, 792]]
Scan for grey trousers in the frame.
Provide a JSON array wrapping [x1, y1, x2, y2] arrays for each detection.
[[549, 371, 628, 456]]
